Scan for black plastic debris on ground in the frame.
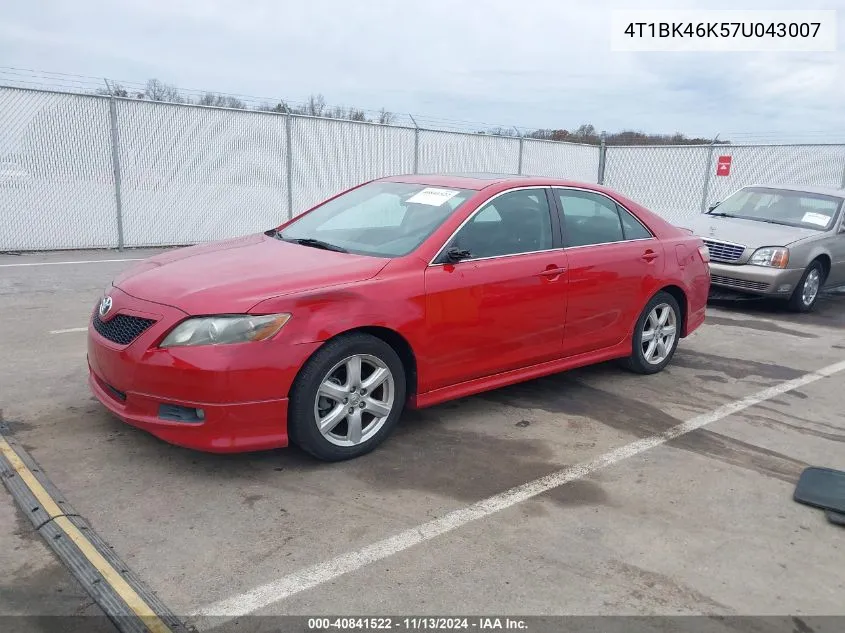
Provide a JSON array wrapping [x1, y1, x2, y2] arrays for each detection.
[[794, 466, 845, 526]]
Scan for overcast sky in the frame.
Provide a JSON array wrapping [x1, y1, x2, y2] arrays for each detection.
[[1, 0, 843, 140]]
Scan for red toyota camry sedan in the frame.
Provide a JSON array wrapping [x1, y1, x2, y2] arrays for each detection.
[[88, 174, 710, 461]]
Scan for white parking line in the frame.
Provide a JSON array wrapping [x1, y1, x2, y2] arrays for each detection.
[[0, 258, 142, 268], [50, 327, 89, 334], [193, 357, 845, 624]]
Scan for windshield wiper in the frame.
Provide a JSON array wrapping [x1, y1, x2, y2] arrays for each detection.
[[284, 237, 348, 253], [706, 211, 735, 217]]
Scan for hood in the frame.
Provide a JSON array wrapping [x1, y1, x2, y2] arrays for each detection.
[[113, 233, 390, 314], [682, 213, 822, 248]]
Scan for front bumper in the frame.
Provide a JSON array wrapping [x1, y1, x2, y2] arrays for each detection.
[[87, 287, 321, 453], [707, 262, 804, 297]]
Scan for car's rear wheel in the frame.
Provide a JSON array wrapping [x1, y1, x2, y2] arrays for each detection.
[[787, 261, 825, 313], [288, 333, 406, 461], [624, 291, 681, 375]]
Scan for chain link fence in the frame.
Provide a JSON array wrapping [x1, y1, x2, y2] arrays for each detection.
[[705, 144, 845, 206], [603, 145, 713, 226], [291, 116, 415, 215], [2, 85, 845, 251], [521, 138, 599, 182], [0, 88, 118, 250]]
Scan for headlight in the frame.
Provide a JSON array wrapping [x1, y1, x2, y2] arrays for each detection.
[[160, 314, 291, 347], [748, 247, 789, 268]]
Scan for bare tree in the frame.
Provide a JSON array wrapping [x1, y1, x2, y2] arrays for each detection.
[[221, 95, 246, 109], [272, 101, 292, 114], [143, 79, 183, 103], [574, 123, 597, 139], [483, 127, 518, 137], [377, 108, 394, 125], [96, 82, 129, 98], [143, 79, 167, 101], [196, 92, 223, 106], [306, 94, 326, 117]]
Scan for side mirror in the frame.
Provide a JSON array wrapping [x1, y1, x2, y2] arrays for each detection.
[[445, 246, 472, 263], [708, 202, 720, 212]]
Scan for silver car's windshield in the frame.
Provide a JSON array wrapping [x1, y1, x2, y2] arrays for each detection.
[[278, 182, 474, 257], [711, 186, 843, 231]]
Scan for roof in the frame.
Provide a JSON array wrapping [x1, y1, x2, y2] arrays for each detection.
[[379, 172, 591, 191], [744, 183, 845, 198]]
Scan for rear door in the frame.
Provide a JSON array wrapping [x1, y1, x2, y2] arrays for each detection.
[[423, 187, 568, 391], [553, 188, 663, 357]]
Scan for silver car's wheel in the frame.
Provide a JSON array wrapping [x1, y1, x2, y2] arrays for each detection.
[[801, 268, 821, 308], [641, 303, 678, 365], [788, 261, 825, 313], [313, 354, 396, 447]]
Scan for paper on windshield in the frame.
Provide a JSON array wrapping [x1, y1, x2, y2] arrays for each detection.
[[801, 211, 830, 227], [406, 188, 461, 206]]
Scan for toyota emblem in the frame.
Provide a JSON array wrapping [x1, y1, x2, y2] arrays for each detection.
[[99, 295, 113, 317]]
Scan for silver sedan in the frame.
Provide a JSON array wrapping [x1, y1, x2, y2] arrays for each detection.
[[684, 184, 845, 312]]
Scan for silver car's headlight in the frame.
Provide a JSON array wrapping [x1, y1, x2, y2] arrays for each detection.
[[748, 247, 789, 269], [160, 314, 291, 347]]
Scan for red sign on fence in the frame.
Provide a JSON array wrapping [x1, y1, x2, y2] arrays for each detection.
[[716, 155, 732, 176]]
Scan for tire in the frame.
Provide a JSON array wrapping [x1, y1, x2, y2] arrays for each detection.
[[787, 261, 825, 313], [624, 291, 682, 375], [288, 332, 406, 462]]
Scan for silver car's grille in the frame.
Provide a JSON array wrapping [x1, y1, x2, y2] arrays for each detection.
[[702, 239, 745, 263], [710, 274, 769, 292]]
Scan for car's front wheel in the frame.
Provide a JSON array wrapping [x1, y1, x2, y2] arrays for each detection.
[[288, 333, 406, 461], [624, 291, 681, 375], [787, 261, 825, 313]]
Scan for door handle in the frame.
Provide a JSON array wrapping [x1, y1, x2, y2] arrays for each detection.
[[539, 266, 567, 281], [641, 250, 659, 262], [539, 266, 567, 276]]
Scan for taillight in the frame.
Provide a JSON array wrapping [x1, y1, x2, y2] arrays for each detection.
[[698, 245, 710, 263]]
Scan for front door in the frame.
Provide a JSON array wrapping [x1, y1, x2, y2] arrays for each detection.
[[824, 220, 845, 287]]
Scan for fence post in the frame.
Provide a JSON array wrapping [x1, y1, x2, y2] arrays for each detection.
[[596, 131, 607, 184], [107, 95, 125, 251], [699, 134, 720, 214], [514, 127, 523, 175], [409, 114, 420, 174], [286, 112, 294, 220], [841, 154, 845, 189]]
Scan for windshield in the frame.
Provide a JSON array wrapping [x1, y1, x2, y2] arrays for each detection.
[[711, 187, 843, 231], [278, 181, 474, 257]]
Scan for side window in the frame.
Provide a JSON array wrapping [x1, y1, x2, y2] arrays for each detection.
[[618, 205, 652, 240], [557, 190, 624, 247], [449, 189, 553, 259]]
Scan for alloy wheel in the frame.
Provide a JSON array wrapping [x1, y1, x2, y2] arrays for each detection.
[[641, 303, 677, 365], [802, 268, 820, 307], [313, 354, 396, 447]]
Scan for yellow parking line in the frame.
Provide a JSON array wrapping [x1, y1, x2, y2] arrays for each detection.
[[0, 436, 174, 633]]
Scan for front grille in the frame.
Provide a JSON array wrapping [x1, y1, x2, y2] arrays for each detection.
[[710, 274, 769, 292], [702, 239, 745, 263], [93, 313, 156, 345]]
